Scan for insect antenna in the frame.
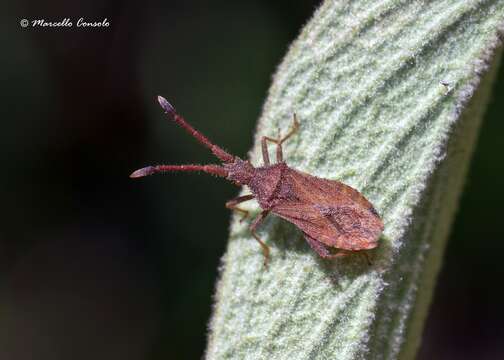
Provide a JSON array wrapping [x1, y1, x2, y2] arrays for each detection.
[[157, 96, 235, 163], [130, 164, 228, 179]]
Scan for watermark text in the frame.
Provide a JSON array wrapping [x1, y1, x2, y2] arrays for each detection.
[[20, 18, 110, 29]]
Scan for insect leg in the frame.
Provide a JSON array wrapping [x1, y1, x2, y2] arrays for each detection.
[[304, 235, 371, 264], [276, 114, 300, 162], [225, 194, 255, 222], [304, 234, 350, 259], [261, 137, 271, 166], [260, 114, 300, 164], [250, 210, 271, 266], [360, 252, 372, 266]]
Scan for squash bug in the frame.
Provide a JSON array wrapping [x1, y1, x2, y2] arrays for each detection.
[[131, 96, 384, 265]]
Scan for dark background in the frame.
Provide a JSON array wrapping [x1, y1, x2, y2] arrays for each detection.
[[2, 1, 503, 359]]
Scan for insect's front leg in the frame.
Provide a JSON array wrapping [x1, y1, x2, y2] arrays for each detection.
[[260, 114, 300, 165], [249, 210, 271, 266], [225, 194, 255, 222]]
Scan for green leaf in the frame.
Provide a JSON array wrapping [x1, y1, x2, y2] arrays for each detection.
[[206, 1, 504, 359]]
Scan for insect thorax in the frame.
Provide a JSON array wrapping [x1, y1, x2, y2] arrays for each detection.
[[248, 163, 287, 209]]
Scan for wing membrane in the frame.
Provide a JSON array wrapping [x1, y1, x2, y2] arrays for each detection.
[[272, 169, 383, 251]]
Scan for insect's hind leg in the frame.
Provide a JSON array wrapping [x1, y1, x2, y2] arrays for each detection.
[[304, 235, 344, 259], [225, 194, 255, 222], [261, 114, 300, 165], [249, 210, 271, 266], [304, 234, 370, 264]]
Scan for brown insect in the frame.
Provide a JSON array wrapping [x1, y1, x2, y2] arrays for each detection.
[[131, 96, 384, 264]]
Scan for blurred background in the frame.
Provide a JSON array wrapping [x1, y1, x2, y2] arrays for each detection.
[[1, 1, 503, 359]]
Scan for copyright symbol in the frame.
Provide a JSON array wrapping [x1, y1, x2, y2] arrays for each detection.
[[20, 19, 29, 28]]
